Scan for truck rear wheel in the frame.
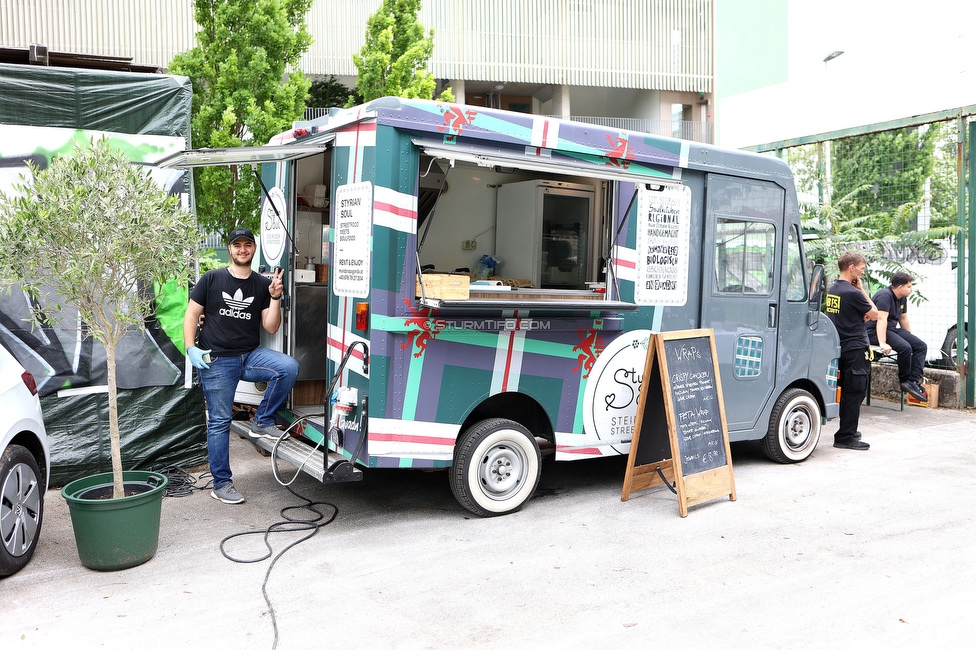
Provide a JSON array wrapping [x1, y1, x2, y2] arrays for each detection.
[[762, 388, 821, 463], [450, 418, 541, 517]]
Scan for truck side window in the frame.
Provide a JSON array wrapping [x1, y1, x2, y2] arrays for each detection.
[[715, 219, 774, 294], [785, 224, 806, 301]]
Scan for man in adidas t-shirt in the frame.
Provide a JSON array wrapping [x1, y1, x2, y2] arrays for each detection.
[[183, 227, 299, 504]]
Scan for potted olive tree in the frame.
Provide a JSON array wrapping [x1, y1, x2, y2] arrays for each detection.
[[0, 137, 197, 570]]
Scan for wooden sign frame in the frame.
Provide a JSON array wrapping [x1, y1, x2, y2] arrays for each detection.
[[621, 328, 736, 517]]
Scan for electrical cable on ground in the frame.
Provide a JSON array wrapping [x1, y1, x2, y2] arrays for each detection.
[[218, 416, 340, 649], [155, 418, 341, 648], [153, 464, 213, 497], [219, 482, 339, 650]]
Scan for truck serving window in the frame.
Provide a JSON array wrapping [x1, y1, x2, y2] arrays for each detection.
[[411, 150, 645, 312]]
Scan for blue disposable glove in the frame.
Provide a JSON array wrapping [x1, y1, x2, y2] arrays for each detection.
[[187, 346, 212, 370]]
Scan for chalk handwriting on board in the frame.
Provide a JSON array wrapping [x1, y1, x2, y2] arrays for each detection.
[[621, 329, 736, 516], [663, 336, 727, 476], [670, 343, 702, 361]]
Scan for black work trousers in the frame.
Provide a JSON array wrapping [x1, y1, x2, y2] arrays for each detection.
[[837, 347, 870, 443], [869, 328, 927, 384]]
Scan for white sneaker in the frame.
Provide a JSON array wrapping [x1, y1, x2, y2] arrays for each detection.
[[248, 422, 282, 440]]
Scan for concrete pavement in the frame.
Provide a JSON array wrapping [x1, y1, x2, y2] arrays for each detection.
[[3, 399, 975, 649]]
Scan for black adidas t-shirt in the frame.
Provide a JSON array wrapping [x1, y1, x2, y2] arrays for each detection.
[[189, 267, 272, 356]]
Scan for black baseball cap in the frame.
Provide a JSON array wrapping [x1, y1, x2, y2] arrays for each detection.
[[227, 227, 255, 245]]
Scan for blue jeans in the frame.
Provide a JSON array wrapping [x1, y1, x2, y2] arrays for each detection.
[[197, 347, 300, 488]]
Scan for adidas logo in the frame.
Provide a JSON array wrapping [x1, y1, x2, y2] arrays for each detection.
[[219, 289, 254, 320]]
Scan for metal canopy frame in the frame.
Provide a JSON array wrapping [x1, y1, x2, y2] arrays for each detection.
[[156, 141, 333, 169], [414, 139, 682, 186]]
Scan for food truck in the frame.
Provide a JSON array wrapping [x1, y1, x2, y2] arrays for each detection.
[[160, 97, 841, 517]]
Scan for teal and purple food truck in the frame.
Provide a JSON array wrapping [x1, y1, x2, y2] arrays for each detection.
[[161, 97, 840, 516]]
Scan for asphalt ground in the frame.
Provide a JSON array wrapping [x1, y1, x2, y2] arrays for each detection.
[[3, 399, 975, 649]]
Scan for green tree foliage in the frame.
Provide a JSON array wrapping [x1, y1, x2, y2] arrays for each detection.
[[830, 125, 937, 231], [351, 0, 453, 103], [927, 121, 961, 227], [169, 0, 312, 236], [0, 139, 197, 497], [803, 185, 958, 301], [309, 75, 358, 109], [785, 142, 820, 205], [787, 123, 960, 299]]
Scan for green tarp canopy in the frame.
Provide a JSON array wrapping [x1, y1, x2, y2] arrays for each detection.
[[0, 63, 207, 485]]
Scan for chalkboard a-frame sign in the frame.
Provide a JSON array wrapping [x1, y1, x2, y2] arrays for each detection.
[[621, 329, 737, 517]]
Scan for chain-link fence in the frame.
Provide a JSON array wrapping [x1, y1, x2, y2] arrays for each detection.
[[753, 116, 970, 388]]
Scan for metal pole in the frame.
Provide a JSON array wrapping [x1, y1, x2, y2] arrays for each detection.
[[817, 141, 825, 206], [956, 118, 966, 407], [966, 122, 975, 405]]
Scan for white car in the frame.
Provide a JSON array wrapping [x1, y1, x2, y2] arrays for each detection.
[[0, 344, 49, 577]]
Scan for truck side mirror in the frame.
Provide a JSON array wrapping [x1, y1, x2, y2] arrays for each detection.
[[807, 264, 825, 328], [808, 264, 825, 308]]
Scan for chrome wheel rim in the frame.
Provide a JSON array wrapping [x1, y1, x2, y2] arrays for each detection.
[[1, 462, 41, 557], [478, 441, 529, 501]]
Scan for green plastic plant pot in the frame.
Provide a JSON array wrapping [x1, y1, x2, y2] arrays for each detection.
[[61, 470, 168, 571]]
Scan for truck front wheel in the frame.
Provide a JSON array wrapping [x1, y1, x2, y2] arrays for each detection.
[[762, 388, 821, 463], [450, 418, 541, 517]]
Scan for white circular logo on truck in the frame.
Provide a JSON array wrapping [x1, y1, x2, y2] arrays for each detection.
[[582, 329, 652, 453], [260, 186, 287, 268]]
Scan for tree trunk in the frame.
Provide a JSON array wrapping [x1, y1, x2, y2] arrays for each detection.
[[105, 342, 125, 499]]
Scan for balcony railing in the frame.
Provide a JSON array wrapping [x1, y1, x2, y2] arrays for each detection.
[[303, 108, 333, 120], [557, 116, 713, 144], [302, 108, 712, 144]]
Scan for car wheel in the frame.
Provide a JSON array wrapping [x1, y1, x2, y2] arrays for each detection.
[[450, 418, 541, 517], [762, 388, 822, 463], [0, 444, 45, 576]]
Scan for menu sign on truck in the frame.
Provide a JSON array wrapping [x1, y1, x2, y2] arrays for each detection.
[[635, 183, 691, 306], [332, 181, 372, 298]]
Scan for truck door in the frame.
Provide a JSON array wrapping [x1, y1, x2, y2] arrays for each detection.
[[156, 140, 334, 404], [702, 174, 785, 433]]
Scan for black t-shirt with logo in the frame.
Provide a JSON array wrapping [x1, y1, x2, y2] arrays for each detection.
[[189, 267, 272, 356], [825, 279, 872, 353], [865, 286, 906, 339]]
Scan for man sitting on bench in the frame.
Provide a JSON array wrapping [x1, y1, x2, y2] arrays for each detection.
[[866, 272, 928, 403]]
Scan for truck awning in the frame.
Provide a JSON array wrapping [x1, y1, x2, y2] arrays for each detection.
[[414, 138, 682, 186], [156, 140, 333, 169]]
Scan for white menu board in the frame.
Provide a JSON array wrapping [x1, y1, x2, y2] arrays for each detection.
[[332, 181, 373, 298], [635, 184, 691, 306]]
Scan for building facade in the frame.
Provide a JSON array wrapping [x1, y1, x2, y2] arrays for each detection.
[[0, 0, 715, 142]]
